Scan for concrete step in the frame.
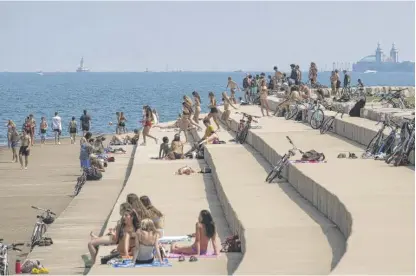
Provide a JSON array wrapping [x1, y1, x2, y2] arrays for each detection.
[[216, 105, 414, 275], [190, 125, 344, 274]]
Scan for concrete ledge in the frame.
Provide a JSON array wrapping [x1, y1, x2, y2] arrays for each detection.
[[191, 128, 343, 274], [218, 105, 414, 274]]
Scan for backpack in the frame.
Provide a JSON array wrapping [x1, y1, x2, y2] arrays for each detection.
[[349, 99, 366, 117], [220, 235, 241, 253], [69, 121, 77, 133], [301, 150, 325, 161], [86, 167, 103, 181], [243, 78, 249, 89]]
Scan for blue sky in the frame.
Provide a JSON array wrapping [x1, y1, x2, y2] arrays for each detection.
[[0, 1, 414, 72]]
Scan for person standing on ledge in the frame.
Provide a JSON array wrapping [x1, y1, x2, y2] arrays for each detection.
[[80, 110, 92, 136], [226, 77, 240, 104], [52, 112, 62, 145], [308, 62, 318, 85], [343, 70, 351, 88]]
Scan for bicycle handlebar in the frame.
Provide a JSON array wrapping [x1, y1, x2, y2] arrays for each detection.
[[286, 136, 293, 145], [32, 206, 56, 216]]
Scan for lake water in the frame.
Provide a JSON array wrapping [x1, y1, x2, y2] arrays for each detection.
[[0, 71, 414, 145]]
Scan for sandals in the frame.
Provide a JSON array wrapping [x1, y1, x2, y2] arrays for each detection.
[[337, 152, 357, 159], [178, 255, 198, 262]]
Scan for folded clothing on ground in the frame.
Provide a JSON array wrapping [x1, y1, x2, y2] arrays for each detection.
[[167, 252, 217, 258], [158, 236, 191, 244], [111, 258, 171, 268]]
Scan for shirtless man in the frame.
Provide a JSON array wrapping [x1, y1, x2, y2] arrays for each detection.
[[226, 77, 240, 104], [19, 129, 31, 169]]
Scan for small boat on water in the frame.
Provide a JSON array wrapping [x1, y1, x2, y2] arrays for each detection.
[[36, 71, 44, 76], [364, 70, 377, 74]]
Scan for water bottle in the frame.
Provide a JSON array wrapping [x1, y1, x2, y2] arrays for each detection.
[[15, 259, 22, 274], [191, 151, 197, 159]]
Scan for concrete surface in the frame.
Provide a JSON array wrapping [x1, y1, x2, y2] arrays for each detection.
[[25, 142, 136, 274], [0, 139, 83, 274], [190, 126, 345, 274], [88, 127, 241, 275], [217, 104, 414, 275]]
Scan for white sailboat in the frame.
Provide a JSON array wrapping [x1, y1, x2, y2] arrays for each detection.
[[76, 57, 90, 72]]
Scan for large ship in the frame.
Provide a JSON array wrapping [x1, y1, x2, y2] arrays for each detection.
[[76, 57, 90, 72], [352, 43, 415, 73]]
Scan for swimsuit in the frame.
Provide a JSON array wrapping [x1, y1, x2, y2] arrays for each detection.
[[191, 244, 207, 255], [19, 146, 30, 156]]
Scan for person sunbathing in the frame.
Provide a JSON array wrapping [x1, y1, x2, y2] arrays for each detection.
[[167, 134, 184, 160], [133, 219, 164, 265], [110, 129, 141, 145], [154, 115, 181, 130], [158, 136, 171, 159], [85, 203, 132, 266], [170, 210, 219, 255]]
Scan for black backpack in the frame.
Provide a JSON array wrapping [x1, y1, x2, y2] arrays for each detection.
[[243, 78, 249, 89], [86, 167, 103, 181], [349, 99, 366, 117]]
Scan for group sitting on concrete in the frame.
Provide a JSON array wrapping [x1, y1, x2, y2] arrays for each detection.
[[85, 193, 219, 267]]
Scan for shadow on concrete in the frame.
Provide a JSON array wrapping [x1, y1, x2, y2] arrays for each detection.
[[243, 142, 347, 271], [82, 145, 138, 275], [190, 130, 242, 275]]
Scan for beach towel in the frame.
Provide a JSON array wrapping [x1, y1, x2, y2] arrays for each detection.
[[167, 252, 218, 258], [158, 236, 191, 244], [111, 259, 171, 268], [290, 160, 327, 164]]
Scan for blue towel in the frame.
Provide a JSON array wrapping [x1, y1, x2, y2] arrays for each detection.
[[112, 259, 172, 268]]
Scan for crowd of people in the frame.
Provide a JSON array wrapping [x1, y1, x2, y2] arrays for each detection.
[[85, 193, 219, 267]]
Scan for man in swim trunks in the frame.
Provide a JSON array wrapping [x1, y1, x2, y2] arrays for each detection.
[[19, 129, 31, 169], [52, 112, 62, 145], [80, 110, 92, 136], [226, 77, 240, 104]]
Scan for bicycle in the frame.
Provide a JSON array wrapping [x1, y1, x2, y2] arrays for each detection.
[[74, 168, 87, 196], [273, 98, 290, 117], [284, 99, 308, 120], [320, 108, 345, 134], [234, 112, 261, 144], [308, 99, 325, 129], [372, 120, 402, 160], [30, 206, 56, 250], [370, 88, 410, 109], [385, 118, 415, 166], [0, 239, 24, 275], [265, 136, 304, 183], [362, 118, 394, 158]]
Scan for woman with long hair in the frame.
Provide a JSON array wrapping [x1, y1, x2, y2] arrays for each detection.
[[127, 193, 151, 222], [207, 92, 221, 131], [140, 195, 164, 236], [192, 91, 201, 124], [220, 91, 237, 130], [85, 203, 135, 266], [171, 210, 219, 255], [182, 95, 201, 129], [141, 105, 158, 146], [259, 79, 271, 117], [133, 219, 164, 264]]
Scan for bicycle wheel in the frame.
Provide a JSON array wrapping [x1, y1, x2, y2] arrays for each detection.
[[266, 159, 283, 183], [320, 117, 334, 134], [73, 179, 81, 196], [285, 105, 298, 120], [310, 109, 324, 129], [385, 141, 404, 164], [365, 133, 382, 155], [30, 224, 39, 249], [238, 126, 249, 144]]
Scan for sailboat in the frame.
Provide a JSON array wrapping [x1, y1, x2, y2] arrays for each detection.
[[76, 57, 90, 72]]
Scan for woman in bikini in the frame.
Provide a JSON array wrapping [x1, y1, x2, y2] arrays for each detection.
[[179, 100, 201, 143], [86, 202, 132, 266], [167, 133, 184, 160], [259, 79, 271, 117], [171, 210, 219, 256], [133, 219, 164, 265], [118, 112, 127, 134], [140, 196, 164, 237], [221, 91, 237, 130], [207, 92, 221, 131], [192, 91, 201, 125], [141, 106, 158, 146], [9, 125, 19, 163]]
